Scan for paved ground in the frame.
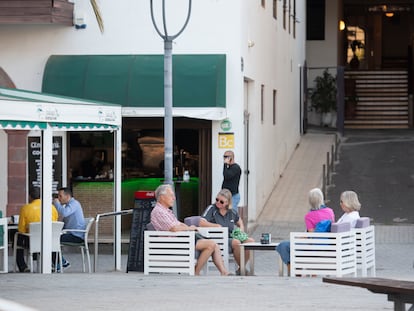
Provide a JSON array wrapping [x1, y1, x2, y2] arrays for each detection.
[[327, 129, 414, 225], [1, 129, 414, 311]]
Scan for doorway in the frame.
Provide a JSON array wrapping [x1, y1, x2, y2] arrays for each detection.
[[122, 117, 212, 219]]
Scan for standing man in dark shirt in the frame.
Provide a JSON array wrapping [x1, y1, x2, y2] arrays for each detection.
[[222, 150, 242, 213]]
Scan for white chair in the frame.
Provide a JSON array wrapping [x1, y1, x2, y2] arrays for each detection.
[[197, 226, 229, 273], [61, 217, 94, 273], [13, 221, 64, 273], [0, 217, 8, 273], [184, 216, 232, 273]]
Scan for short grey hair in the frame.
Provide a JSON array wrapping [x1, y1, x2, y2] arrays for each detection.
[[155, 184, 174, 201], [308, 188, 325, 210], [340, 191, 361, 211]]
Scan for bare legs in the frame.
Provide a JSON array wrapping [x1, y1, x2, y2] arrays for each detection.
[[232, 237, 255, 272], [195, 239, 229, 276], [211, 243, 229, 275]]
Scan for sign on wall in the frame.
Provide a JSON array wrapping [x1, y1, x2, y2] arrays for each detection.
[[218, 132, 234, 149], [28, 136, 62, 194]]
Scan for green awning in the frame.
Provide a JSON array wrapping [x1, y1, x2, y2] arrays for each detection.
[[0, 120, 46, 129], [42, 54, 226, 109], [49, 122, 117, 130], [0, 87, 122, 129]]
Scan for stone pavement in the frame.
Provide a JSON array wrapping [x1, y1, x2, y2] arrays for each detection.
[[1, 129, 413, 311]]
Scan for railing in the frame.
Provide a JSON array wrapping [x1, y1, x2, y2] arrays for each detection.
[[93, 209, 133, 273], [321, 133, 340, 200]]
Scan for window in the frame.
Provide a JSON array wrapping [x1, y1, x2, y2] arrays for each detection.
[[288, 0, 291, 34], [261, 84, 265, 123], [307, 0, 325, 40], [273, 90, 277, 125], [273, 0, 277, 19], [293, 0, 296, 38]]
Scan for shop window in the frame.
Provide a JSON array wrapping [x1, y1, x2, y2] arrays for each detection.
[[122, 128, 199, 180]]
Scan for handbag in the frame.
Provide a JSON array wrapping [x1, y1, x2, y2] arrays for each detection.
[[314, 219, 332, 232], [231, 227, 249, 242]]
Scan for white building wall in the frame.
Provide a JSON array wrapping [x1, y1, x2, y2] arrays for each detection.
[[0, 0, 306, 222]]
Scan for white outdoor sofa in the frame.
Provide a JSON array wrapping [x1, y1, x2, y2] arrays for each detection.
[[290, 222, 357, 277]]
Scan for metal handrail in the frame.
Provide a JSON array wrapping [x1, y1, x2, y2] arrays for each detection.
[[93, 209, 133, 272]]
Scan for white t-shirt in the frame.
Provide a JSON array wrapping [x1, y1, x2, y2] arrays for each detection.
[[337, 211, 360, 228]]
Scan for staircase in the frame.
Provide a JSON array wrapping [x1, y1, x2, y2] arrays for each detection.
[[344, 70, 409, 129]]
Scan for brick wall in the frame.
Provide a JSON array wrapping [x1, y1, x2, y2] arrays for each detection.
[[6, 130, 29, 216]]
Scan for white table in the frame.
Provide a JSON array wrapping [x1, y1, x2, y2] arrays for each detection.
[[239, 242, 284, 276]]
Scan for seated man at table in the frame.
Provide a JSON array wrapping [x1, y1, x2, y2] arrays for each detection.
[[16, 187, 59, 272], [53, 187, 86, 271], [150, 184, 230, 276]]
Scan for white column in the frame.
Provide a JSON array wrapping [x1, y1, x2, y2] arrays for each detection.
[[41, 125, 53, 273], [114, 128, 122, 271]]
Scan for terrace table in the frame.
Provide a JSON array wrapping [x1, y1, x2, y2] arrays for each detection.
[[323, 277, 414, 311], [239, 242, 282, 276]]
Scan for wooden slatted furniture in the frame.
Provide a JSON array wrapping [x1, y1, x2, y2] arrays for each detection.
[[184, 216, 232, 273], [197, 227, 229, 272], [290, 227, 357, 277], [353, 217, 376, 277], [144, 230, 196, 275], [323, 277, 414, 311]]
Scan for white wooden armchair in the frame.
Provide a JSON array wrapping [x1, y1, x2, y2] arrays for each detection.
[[353, 217, 375, 276], [290, 223, 357, 277], [144, 230, 196, 275]]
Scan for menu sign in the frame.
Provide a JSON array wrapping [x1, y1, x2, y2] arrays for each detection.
[[28, 136, 62, 194]]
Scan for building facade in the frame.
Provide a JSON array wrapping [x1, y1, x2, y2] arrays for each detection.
[[0, 0, 306, 225]]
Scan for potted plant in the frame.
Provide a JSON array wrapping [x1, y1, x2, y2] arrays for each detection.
[[310, 69, 337, 127]]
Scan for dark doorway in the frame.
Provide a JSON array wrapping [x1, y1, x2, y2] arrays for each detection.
[[122, 117, 212, 219]]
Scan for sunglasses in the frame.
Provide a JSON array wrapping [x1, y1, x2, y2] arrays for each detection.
[[215, 198, 226, 204], [223, 155, 231, 158]]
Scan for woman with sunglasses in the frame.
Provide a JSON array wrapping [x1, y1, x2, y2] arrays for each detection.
[[199, 188, 255, 275]]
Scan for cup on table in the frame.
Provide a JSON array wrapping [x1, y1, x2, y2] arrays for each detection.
[[260, 233, 271, 244]]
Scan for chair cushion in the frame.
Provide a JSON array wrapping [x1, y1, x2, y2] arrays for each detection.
[[330, 222, 351, 232], [355, 217, 370, 228], [146, 222, 155, 230], [184, 216, 201, 226]]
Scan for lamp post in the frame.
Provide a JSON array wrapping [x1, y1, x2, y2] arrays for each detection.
[[150, 0, 192, 185]]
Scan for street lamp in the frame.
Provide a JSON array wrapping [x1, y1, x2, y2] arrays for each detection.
[[150, 0, 192, 185]]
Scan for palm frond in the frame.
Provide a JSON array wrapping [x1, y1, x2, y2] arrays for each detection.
[[90, 0, 104, 34]]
